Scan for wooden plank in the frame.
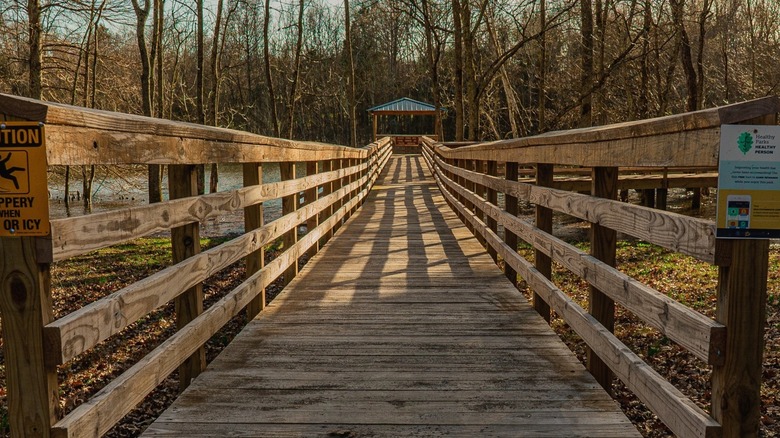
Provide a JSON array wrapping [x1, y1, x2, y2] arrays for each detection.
[[712, 239, 770, 437], [243, 162, 264, 318], [588, 167, 618, 394], [504, 162, 519, 286], [50, 158, 375, 438], [146, 156, 638, 438], [305, 161, 319, 258], [436, 176, 719, 438], [435, 155, 716, 263], [0, 237, 58, 438], [435, 97, 780, 167], [534, 163, 553, 322], [50, 162, 366, 261], [486, 160, 498, 262], [169, 164, 205, 392], [434, 166, 723, 364], [45, 177, 368, 365], [280, 162, 298, 286]]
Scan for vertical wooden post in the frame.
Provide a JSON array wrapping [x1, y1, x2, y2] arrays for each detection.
[[305, 161, 319, 258], [486, 160, 498, 262], [504, 162, 519, 286], [320, 159, 334, 246], [534, 163, 553, 322], [588, 166, 618, 394], [712, 239, 769, 437], [656, 167, 669, 210], [332, 159, 344, 234], [280, 162, 297, 286], [711, 112, 776, 437], [243, 163, 264, 319], [0, 237, 58, 438], [169, 164, 205, 392], [350, 158, 360, 215]]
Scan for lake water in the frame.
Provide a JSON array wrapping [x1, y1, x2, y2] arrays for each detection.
[[48, 163, 306, 236]]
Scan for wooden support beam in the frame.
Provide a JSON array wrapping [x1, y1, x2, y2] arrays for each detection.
[[712, 239, 769, 437], [504, 162, 519, 286], [332, 159, 344, 234], [0, 236, 58, 438], [588, 166, 618, 394], [534, 163, 553, 322], [243, 163, 264, 319], [168, 164, 205, 393], [486, 161, 498, 262], [280, 162, 298, 286], [305, 161, 319, 258], [711, 112, 776, 437], [320, 160, 334, 246]]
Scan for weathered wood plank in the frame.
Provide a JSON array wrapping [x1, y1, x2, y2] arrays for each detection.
[[50, 162, 367, 260], [436, 170, 720, 438], [434, 97, 780, 167], [50, 158, 376, 438], [145, 156, 638, 438], [434, 153, 716, 263], [243, 162, 264, 318], [433, 164, 724, 365], [45, 175, 369, 365]]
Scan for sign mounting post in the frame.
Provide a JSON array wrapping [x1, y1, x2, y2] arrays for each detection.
[[0, 121, 49, 237]]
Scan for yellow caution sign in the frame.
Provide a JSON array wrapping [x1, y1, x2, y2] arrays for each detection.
[[0, 122, 49, 237]]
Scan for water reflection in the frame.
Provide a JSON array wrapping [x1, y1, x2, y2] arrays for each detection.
[[48, 163, 306, 236]]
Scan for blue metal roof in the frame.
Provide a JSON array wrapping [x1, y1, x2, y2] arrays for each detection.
[[367, 97, 439, 113]]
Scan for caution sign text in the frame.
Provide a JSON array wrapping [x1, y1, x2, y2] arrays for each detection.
[[0, 122, 49, 237]]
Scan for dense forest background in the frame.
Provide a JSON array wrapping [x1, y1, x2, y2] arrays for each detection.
[[1, 0, 779, 147]]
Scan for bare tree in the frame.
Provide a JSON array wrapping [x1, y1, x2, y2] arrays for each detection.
[[344, 0, 357, 147]]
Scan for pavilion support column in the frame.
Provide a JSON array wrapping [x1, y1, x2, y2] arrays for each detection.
[[372, 114, 377, 142]]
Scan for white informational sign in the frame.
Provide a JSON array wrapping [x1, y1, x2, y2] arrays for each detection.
[[716, 125, 780, 238]]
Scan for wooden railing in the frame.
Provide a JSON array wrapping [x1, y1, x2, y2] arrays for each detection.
[[0, 94, 392, 438], [421, 96, 780, 438]]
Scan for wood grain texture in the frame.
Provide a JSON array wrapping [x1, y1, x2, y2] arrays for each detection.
[[588, 167, 618, 394], [144, 156, 638, 438], [50, 149, 390, 438], [0, 237, 58, 438], [435, 170, 720, 438], [712, 239, 770, 437], [243, 163, 264, 318], [50, 161, 368, 261], [534, 163, 553, 322], [45, 175, 371, 365], [0, 94, 369, 165], [433, 97, 780, 167], [169, 165, 205, 393], [435, 154, 716, 263], [432, 165, 723, 364]]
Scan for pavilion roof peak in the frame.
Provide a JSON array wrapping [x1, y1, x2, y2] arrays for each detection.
[[368, 97, 440, 113]]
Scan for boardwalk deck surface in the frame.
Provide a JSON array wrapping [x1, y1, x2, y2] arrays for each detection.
[[144, 156, 640, 437]]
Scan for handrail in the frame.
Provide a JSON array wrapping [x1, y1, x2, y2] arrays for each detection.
[[438, 96, 780, 167], [421, 95, 778, 438], [0, 93, 393, 438]]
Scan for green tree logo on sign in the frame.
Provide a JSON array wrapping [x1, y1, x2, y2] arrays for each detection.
[[737, 132, 753, 155]]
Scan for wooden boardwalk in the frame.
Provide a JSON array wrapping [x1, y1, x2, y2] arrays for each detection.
[[144, 156, 639, 437]]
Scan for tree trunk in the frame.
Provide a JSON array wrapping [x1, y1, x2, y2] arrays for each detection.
[[197, 0, 206, 194], [209, 0, 225, 194], [264, 0, 280, 137], [538, 0, 546, 133], [344, 0, 358, 147], [421, 0, 443, 140], [579, 0, 594, 128], [27, 0, 42, 99], [452, 0, 464, 141], [671, 0, 698, 112], [288, 0, 305, 140]]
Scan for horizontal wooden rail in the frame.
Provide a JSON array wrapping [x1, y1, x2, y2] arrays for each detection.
[[49, 162, 382, 438], [423, 145, 721, 438], [45, 161, 378, 366], [433, 150, 717, 263], [436, 97, 780, 167], [541, 172, 718, 192], [50, 161, 370, 261], [0, 94, 371, 165], [428, 153, 725, 364]]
